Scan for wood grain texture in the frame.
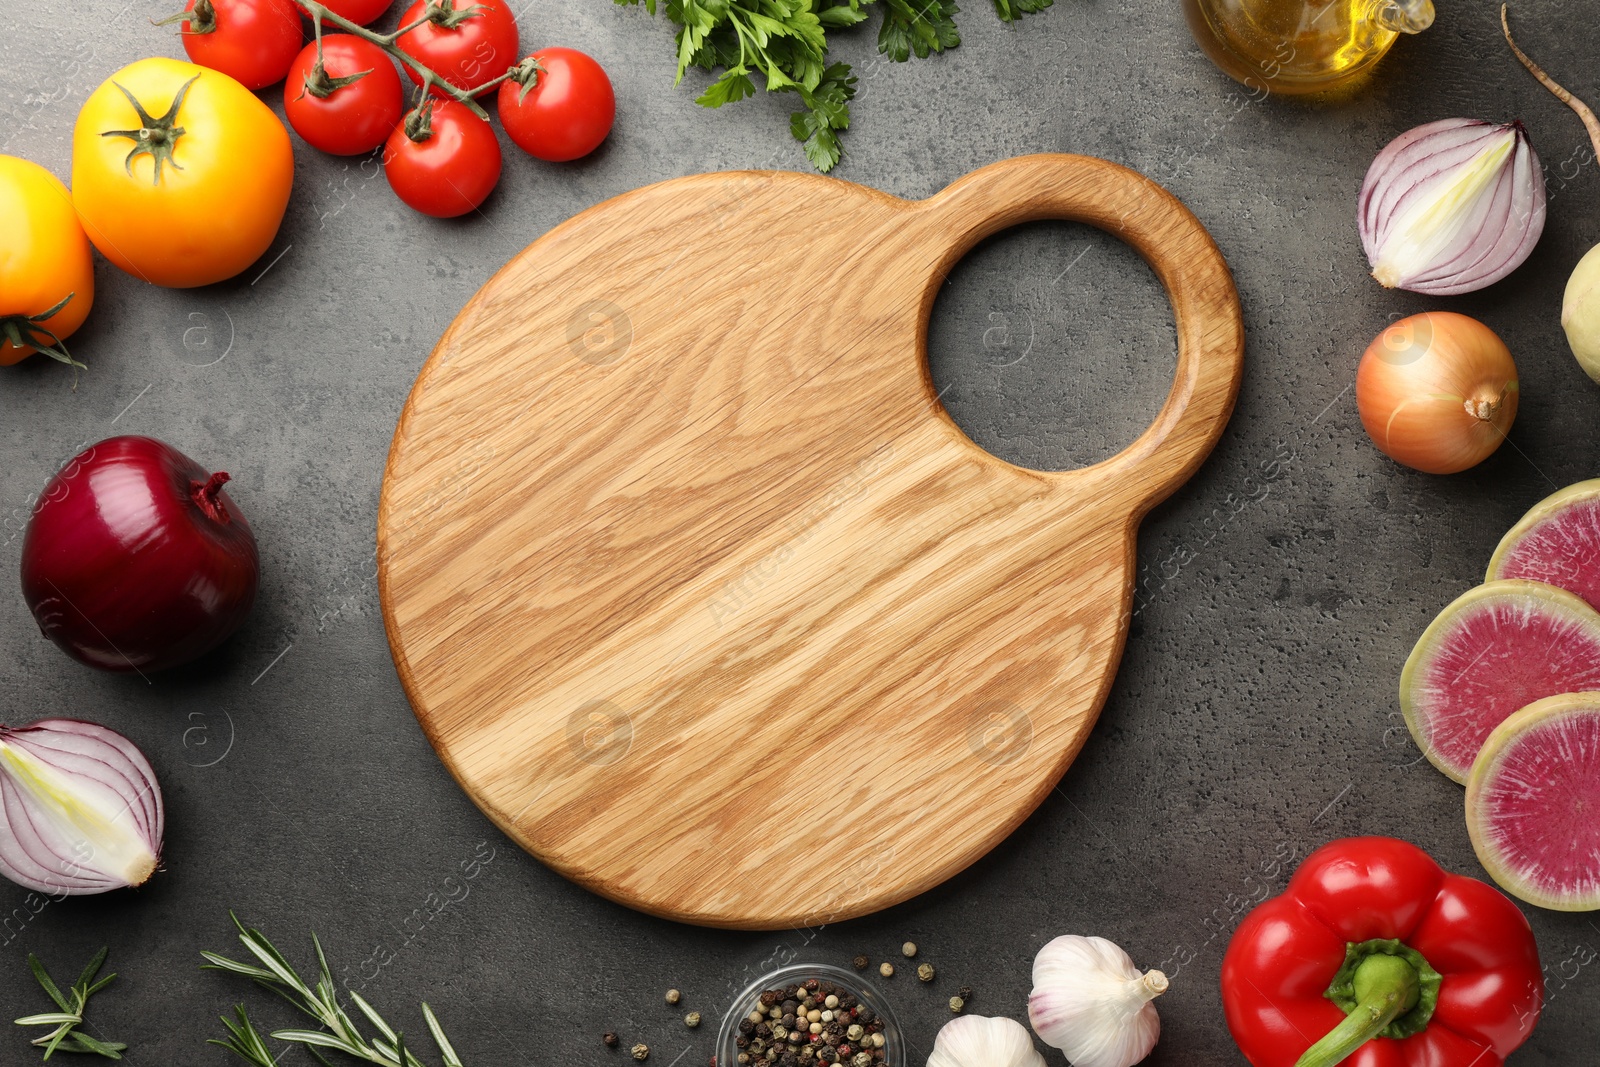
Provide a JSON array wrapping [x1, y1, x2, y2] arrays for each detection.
[[378, 154, 1244, 929]]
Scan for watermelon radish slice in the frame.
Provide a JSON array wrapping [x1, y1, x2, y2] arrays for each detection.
[[1400, 579, 1600, 783], [1467, 691, 1600, 911], [1488, 479, 1600, 613]]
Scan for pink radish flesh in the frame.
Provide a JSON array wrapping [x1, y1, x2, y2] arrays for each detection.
[[1494, 496, 1600, 613], [1414, 597, 1600, 777], [1473, 707, 1600, 905]]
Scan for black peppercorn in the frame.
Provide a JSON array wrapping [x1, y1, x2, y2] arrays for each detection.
[[761, 992, 779, 1007], [756, 1024, 772, 1040], [855, 1009, 874, 1026], [958, 986, 972, 1001], [740, 1020, 756, 1036], [605, 1033, 621, 1049], [804, 979, 819, 993], [852, 955, 869, 971], [737, 1037, 750, 1050]]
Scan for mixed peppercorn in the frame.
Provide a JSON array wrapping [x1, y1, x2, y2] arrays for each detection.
[[734, 978, 888, 1067]]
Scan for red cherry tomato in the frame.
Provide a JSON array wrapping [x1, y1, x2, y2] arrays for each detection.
[[173, 0, 304, 90], [284, 35, 404, 156], [396, 0, 518, 94], [497, 47, 615, 162], [319, 0, 391, 24], [383, 99, 501, 217]]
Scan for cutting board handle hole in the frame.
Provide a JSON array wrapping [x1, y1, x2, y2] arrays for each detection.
[[926, 221, 1179, 473]]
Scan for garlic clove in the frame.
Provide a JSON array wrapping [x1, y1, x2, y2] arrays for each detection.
[[927, 1015, 1045, 1067], [1358, 118, 1545, 296], [1028, 936, 1165, 1067]]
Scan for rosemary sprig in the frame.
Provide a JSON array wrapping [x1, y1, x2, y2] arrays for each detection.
[[202, 913, 465, 1067], [12, 947, 127, 1060]]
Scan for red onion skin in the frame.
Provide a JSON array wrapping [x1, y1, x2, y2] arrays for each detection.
[[20, 436, 259, 673]]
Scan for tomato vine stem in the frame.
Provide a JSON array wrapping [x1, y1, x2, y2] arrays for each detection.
[[293, 0, 526, 120]]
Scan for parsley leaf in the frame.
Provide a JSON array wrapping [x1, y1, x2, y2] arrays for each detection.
[[791, 63, 858, 172], [615, 0, 1054, 170], [992, 0, 1054, 21], [878, 0, 961, 63]]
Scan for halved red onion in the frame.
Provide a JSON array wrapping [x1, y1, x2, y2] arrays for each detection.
[[1359, 118, 1546, 296], [0, 719, 164, 895]]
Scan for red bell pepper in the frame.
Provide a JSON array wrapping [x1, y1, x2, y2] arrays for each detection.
[[1222, 836, 1542, 1067]]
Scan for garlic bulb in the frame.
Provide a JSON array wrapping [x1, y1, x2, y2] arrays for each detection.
[[1358, 118, 1545, 295], [1027, 936, 1166, 1067], [927, 1015, 1045, 1067], [0, 719, 164, 894]]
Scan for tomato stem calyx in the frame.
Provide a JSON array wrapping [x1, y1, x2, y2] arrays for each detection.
[[509, 54, 544, 103], [419, 0, 486, 30], [153, 0, 217, 34], [0, 294, 86, 371], [101, 75, 199, 184], [404, 98, 437, 143], [300, 59, 373, 100]]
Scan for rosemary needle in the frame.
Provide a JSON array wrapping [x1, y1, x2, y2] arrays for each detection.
[[13, 947, 127, 1061], [202, 912, 465, 1067]]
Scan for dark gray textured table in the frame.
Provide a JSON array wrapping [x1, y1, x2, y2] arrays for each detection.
[[2, 1, 1597, 1063]]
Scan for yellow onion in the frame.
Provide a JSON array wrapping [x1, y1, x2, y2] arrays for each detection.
[[1356, 312, 1519, 474]]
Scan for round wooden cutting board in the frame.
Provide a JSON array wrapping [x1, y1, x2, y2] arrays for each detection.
[[378, 154, 1244, 929]]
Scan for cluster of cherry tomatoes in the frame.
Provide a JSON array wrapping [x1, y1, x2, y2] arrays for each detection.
[[175, 0, 614, 217]]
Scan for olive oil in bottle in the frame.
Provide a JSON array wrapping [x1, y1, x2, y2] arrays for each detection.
[[1183, 0, 1434, 95]]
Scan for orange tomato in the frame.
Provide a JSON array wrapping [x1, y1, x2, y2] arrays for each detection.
[[0, 156, 94, 367], [72, 58, 293, 288]]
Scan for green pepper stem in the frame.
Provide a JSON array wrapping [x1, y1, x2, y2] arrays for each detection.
[[1294, 955, 1420, 1067]]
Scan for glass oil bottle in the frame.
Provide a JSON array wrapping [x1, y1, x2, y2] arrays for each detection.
[[1183, 0, 1435, 95]]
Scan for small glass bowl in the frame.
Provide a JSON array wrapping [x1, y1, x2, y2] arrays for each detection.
[[717, 963, 906, 1067]]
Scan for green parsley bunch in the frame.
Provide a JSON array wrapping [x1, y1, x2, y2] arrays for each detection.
[[615, 0, 1054, 171]]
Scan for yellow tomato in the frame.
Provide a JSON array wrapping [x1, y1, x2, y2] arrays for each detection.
[[72, 58, 293, 289], [0, 156, 94, 367]]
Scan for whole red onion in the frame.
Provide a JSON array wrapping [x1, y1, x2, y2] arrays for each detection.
[[20, 436, 259, 673]]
